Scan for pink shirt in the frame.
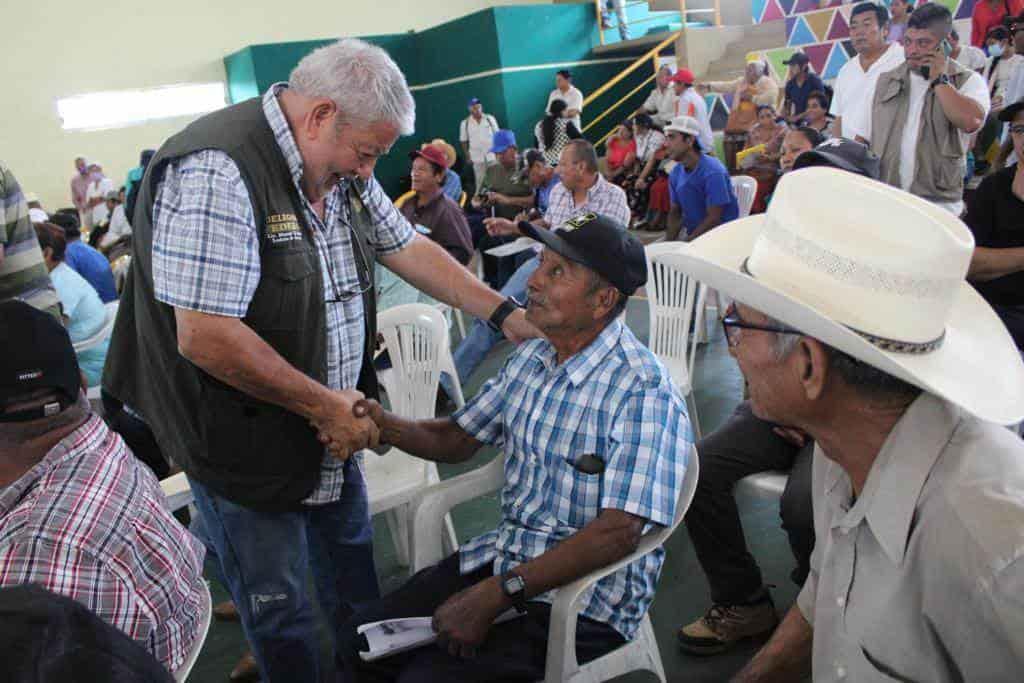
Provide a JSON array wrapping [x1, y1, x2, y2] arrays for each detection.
[[70, 172, 90, 211]]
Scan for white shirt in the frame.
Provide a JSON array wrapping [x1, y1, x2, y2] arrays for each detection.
[[86, 177, 115, 224], [831, 43, 905, 141], [459, 113, 500, 164], [100, 204, 132, 248], [675, 88, 714, 151], [985, 54, 1024, 102], [953, 45, 988, 73], [547, 85, 584, 131], [895, 70, 989, 216], [642, 85, 678, 125]]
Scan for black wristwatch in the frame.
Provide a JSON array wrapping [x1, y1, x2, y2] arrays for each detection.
[[487, 296, 521, 333], [931, 73, 951, 89], [501, 572, 528, 614]]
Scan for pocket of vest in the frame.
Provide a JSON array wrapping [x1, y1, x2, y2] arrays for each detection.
[[247, 250, 320, 331]]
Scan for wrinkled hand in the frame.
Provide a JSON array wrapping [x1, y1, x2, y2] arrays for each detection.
[[772, 425, 808, 448], [502, 308, 542, 344], [432, 578, 505, 659], [483, 217, 520, 238], [310, 389, 380, 461]]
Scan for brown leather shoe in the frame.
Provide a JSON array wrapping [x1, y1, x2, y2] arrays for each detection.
[[229, 651, 260, 681], [213, 600, 240, 622], [677, 595, 778, 656]]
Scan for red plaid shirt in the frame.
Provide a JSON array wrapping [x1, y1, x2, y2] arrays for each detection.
[[0, 415, 206, 673]]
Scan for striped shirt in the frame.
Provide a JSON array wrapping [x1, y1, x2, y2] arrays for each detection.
[[0, 161, 60, 318], [151, 84, 415, 504], [453, 318, 692, 639], [0, 415, 207, 673]]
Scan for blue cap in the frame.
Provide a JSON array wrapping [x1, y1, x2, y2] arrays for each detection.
[[467, 97, 481, 107], [489, 129, 517, 153]]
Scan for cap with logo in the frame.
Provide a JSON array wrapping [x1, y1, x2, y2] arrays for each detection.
[[791, 137, 881, 179], [518, 213, 647, 296], [0, 300, 81, 423]]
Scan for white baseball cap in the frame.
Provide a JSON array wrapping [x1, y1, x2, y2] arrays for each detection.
[[664, 116, 703, 139]]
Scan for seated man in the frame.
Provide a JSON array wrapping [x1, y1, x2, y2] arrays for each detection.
[[333, 214, 692, 682], [675, 168, 1024, 681], [677, 138, 884, 656], [0, 301, 207, 675]]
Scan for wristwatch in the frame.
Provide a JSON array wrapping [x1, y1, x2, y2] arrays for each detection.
[[487, 296, 521, 333], [501, 572, 528, 614], [931, 73, 951, 89]]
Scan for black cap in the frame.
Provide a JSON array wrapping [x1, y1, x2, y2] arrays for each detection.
[[791, 137, 881, 179], [998, 97, 1024, 123], [0, 301, 81, 422], [519, 213, 647, 295], [783, 52, 810, 66]]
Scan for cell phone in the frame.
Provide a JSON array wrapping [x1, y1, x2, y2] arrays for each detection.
[[921, 39, 953, 79]]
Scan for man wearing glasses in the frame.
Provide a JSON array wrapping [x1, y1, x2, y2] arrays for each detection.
[[103, 39, 538, 682]]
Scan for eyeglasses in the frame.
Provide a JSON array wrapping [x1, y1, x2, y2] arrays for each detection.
[[721, 308, 802, 348], [324, 215, 374, 304], [1010, 124, 1024, 136]]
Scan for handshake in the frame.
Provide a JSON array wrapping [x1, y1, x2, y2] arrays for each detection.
[[309, 389, 388, 461]]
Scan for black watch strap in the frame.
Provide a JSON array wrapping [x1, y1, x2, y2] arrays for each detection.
[[487, 296, 521, 333], [931, 73, 950, 89]]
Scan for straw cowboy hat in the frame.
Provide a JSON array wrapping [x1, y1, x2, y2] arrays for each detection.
[[662, 167, 1024, 425]]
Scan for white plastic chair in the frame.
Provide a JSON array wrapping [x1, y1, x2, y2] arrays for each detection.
[[731, 175, 757, 219], [158, 473, 212, 683], [408, 445, 700, 683], [111, 254, 131, 294], [368, 304, 464, 567], [645, 242, 706, 439]]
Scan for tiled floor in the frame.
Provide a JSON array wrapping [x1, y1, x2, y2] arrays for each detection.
[[189, 297, 804, 682]]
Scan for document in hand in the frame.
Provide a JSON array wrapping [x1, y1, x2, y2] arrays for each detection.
[[356, 609, 524, 661]]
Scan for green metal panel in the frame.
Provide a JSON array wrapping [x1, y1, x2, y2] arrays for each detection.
[[223, 47, 259, 104], [492, 4, 599, 67]]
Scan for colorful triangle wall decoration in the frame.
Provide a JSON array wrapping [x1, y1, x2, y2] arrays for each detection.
[[765, 47, 799, 82], [822, 42, 850, 80], [802, 43, 834, 75], [956, 0, 975, 19], [778, 0, 799, 16], [793, 0, 820, 14], [931, 0, 959, 16], [710, 97, 730, 130], [752, 0, 769, 23], [827, 10, 849, 40], [842, 39, 856, 58], [805, 10, 835, 42], [762, 0, 786, 22], [788, 16, 818, 46]]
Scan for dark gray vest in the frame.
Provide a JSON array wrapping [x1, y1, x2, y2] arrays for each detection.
[[103, 97, 378, 511]]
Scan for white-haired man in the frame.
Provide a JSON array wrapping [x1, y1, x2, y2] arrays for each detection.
[[103, 38, 538, 682], [667, 168, 1024, 681]]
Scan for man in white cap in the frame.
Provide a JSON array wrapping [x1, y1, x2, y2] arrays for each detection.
[[665, 167, 1024, 681], [663, 116, 739, 242]]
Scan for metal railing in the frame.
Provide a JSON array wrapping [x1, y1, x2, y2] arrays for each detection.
[[594, 0, 720, 47]]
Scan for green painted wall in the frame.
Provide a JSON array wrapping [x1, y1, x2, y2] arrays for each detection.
[[222, 3, 659, 195]]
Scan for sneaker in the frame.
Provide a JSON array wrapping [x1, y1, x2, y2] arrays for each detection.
[[677, 595, 778, 656]]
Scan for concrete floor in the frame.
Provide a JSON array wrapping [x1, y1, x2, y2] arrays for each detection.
[[189, 296, 803, 683]]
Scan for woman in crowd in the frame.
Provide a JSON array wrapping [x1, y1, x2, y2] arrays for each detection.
[[888, 0, 913, 44], [33, 222, 109, 387], [628, 113, 666, 224], [535, 98, 582, 166], [738, 104, 787, 213], [800, 91, 833, 138], [780, 126, 825, 173], [604, 120, 637, 184]]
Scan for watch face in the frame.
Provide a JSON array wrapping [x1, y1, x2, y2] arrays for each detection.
[[504, 575, 525, 594]]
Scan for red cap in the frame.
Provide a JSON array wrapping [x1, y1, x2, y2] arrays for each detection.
[[670, 68, 695, 85], [409, 144, 449, 170]]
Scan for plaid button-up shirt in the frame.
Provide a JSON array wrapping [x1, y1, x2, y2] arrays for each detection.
[[0, 415, 206, 673], [151, 84, 415, 504], [543, 173, 630, 230], [453, 319, 692, 639]]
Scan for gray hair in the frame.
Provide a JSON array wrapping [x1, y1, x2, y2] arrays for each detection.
[[767, 315, 920, 401], [289, 38, 416, 135]]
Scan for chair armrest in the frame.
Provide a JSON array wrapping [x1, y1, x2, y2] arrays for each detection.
[[408, 454, 504, 572]]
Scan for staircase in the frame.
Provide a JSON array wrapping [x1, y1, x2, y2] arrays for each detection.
[[696, 20, 787, 82]]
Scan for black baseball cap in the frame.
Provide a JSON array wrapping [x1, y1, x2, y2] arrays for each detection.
[[0, 301, 81, 422], [998, 98, 1024, 122], [791, 137, 881, 179], [783, 53, 810, 66], [519, 213, 647, 295]]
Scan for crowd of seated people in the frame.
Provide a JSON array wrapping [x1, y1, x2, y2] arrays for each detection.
[[4, 6, 1024, 680]]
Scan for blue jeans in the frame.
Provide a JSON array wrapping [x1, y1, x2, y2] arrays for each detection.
[[189, 458, 379, 682], [440, 255, 539, 399]]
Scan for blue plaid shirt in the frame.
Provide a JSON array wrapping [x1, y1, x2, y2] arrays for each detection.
[[453, 318, 692, 639], [151, 84, 415, 504]]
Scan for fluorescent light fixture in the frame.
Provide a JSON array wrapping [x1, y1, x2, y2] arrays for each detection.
[[57, 82, 227, 131]]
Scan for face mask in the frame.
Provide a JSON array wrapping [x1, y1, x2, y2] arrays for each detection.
[[988, 43, 1005, 58]]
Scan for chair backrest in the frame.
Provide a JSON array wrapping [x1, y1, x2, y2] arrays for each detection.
[[376, 304, 449, 420], [732, 175, 757, 218], [72, 301, 119, 353], [644, 242, 706, 391], [459, 191, 467, 208], [111, 254, 131, 293], [394, 190, 415, 210]]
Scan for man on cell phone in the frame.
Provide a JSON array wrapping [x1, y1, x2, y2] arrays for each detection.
[[863, 2, 990, 215]]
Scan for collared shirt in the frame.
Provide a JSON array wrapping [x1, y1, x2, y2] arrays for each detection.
[[784, 73, 825, 117], [830, 43, 905, 142], [547, 85, 585, 130], [544, 173, 630, 230], [675, 88, 715, 150], [954, 45, 989, 73], [459, 113, 500, 164], [87, 176, 115, 224], [797, 393, 1024, 682], [535, 172, 560, 215], [0, 161, 60, 318], [453, 319, 692, 639], [0, 415, 207, 673], [985, 54, 1024, 101], [480, 161, 532, 221], [151, 83, 415, 504], [634, 129, 666, 164], [642, 85, 678, 125], [399, 189, 472, 265]]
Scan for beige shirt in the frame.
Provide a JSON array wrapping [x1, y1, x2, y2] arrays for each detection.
[[797, 393, 1024, 682], [704, 75, 779, 108]]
